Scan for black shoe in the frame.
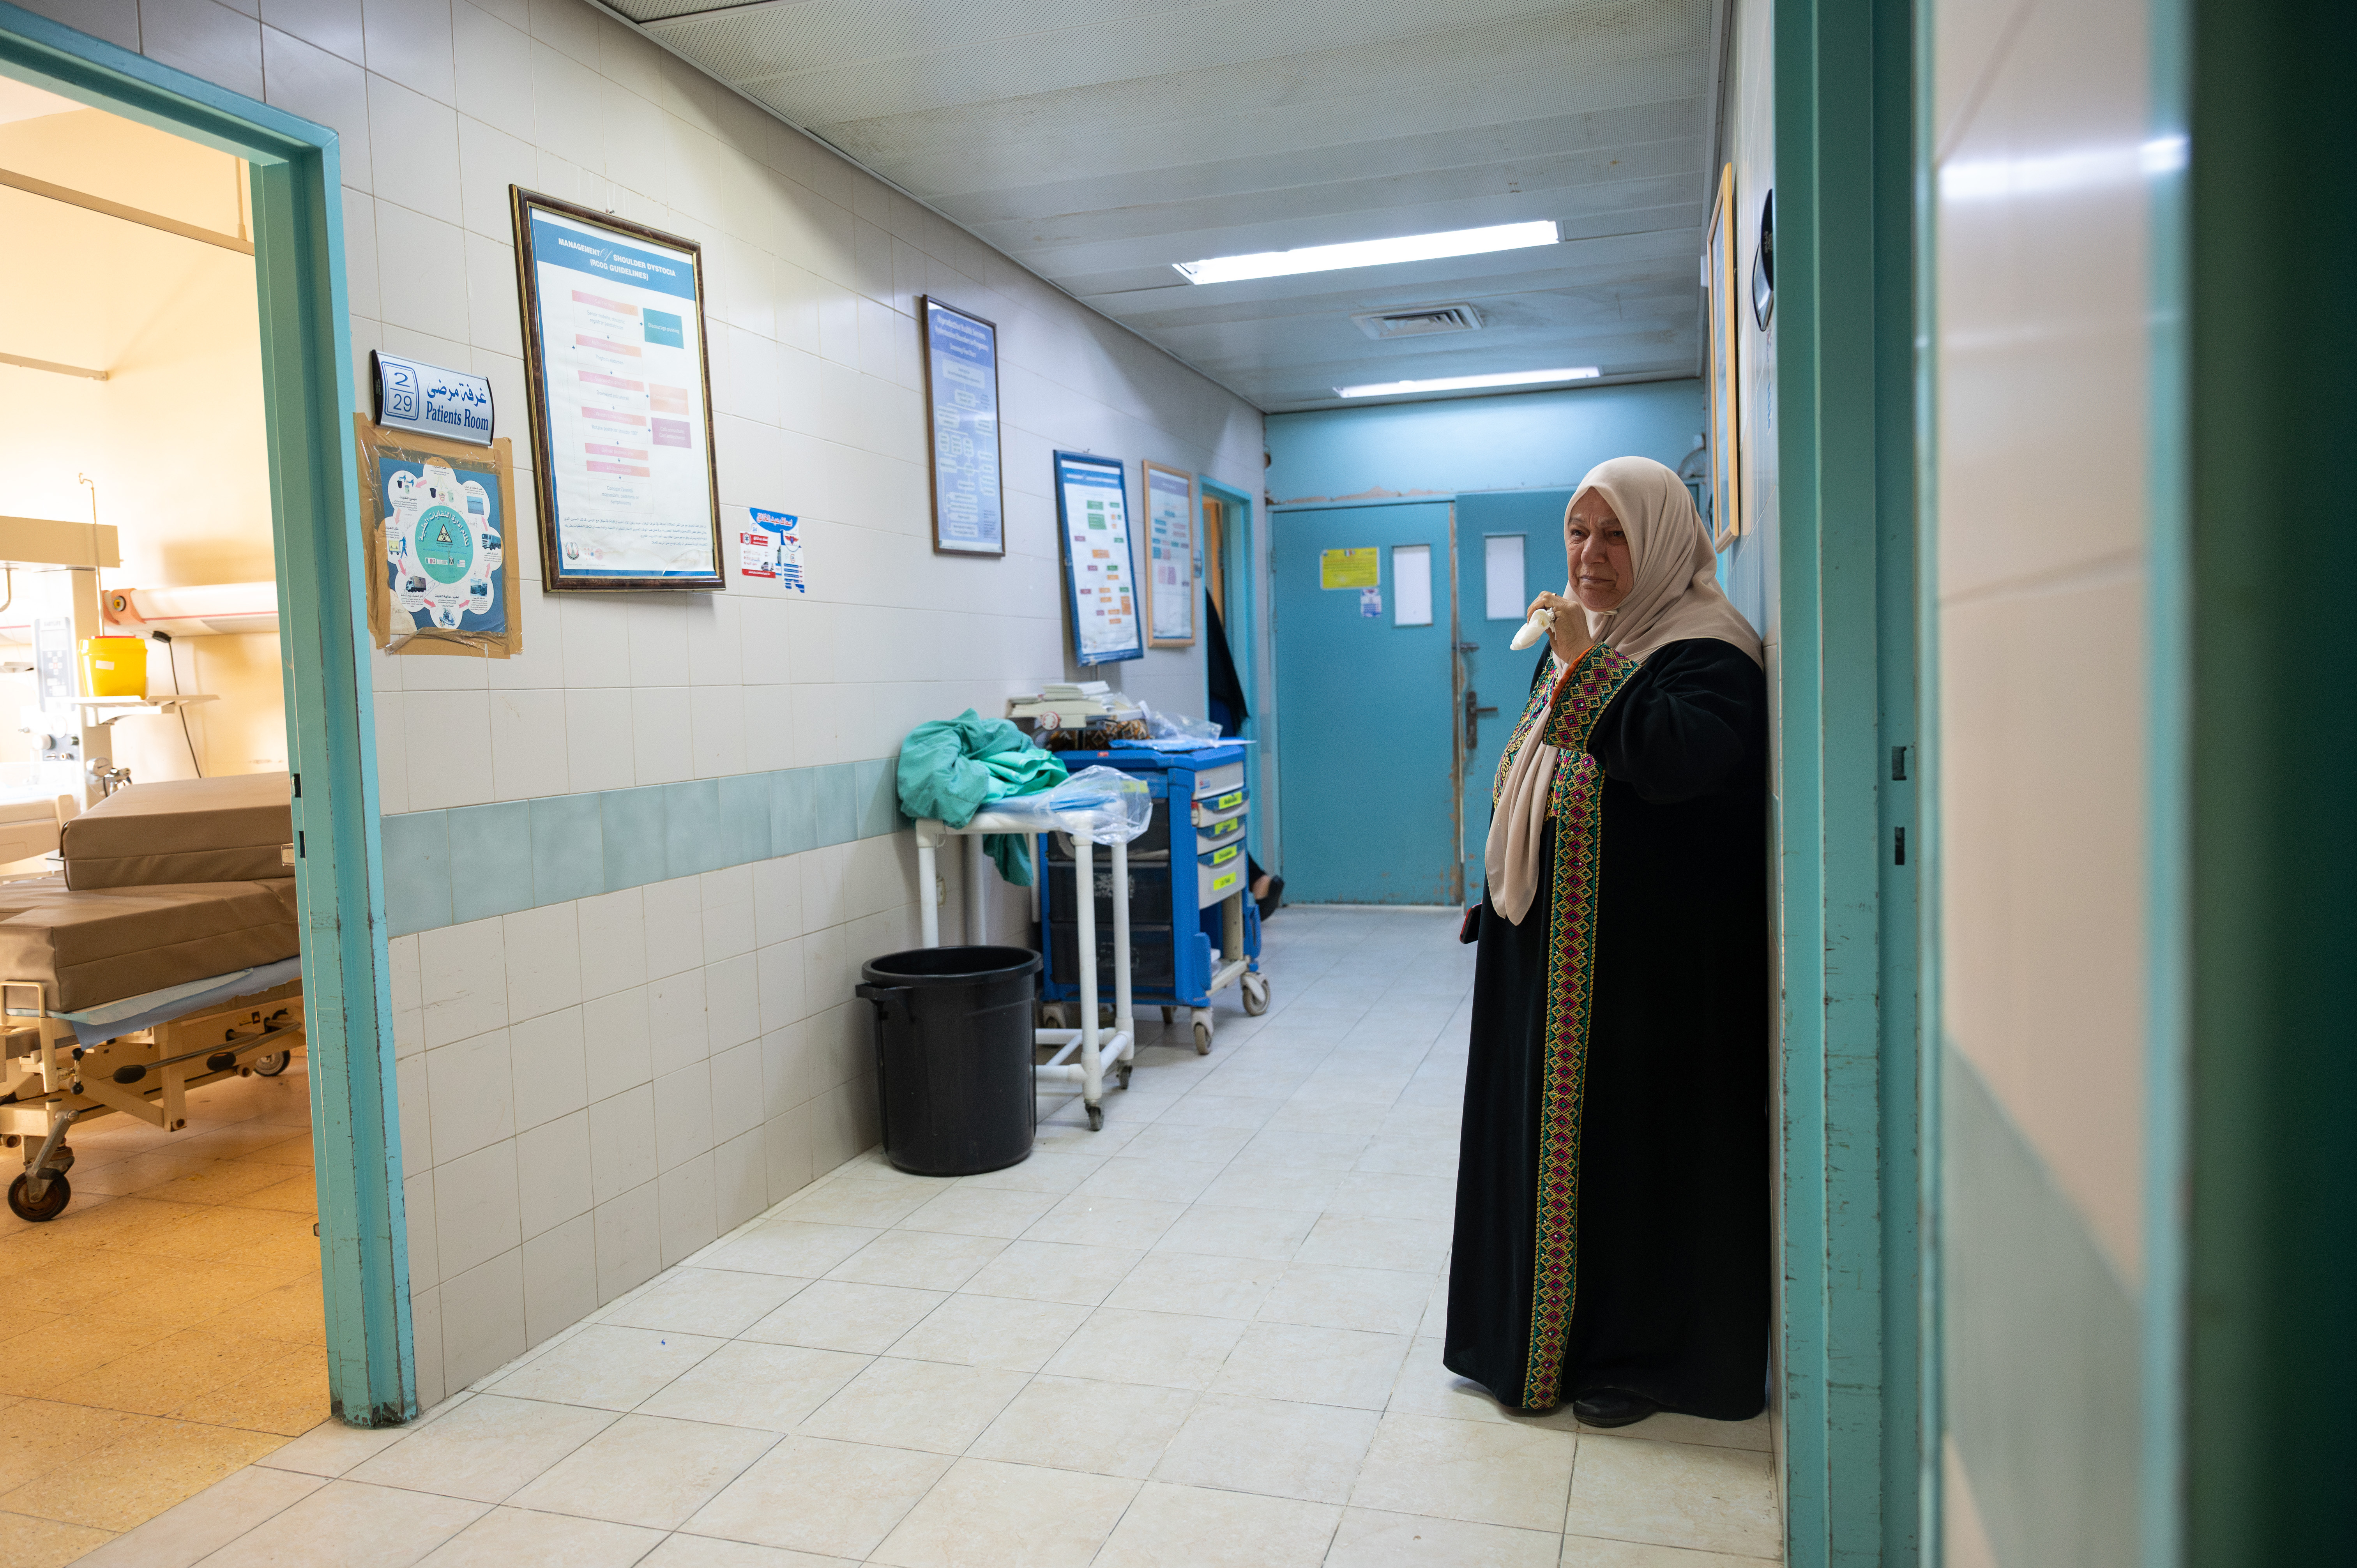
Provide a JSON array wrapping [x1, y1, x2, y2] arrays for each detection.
[[1571, 1389, 1659, 1429], [1255, 874, 1285, 922]]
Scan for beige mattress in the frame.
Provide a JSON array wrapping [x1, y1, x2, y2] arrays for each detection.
[[62, 773, 293, 890], [0, 877, 300, 1012]]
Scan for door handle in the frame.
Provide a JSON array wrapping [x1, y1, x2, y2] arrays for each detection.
[[1454, 641, 1481, 653], [1464, 688, 1500, 749]]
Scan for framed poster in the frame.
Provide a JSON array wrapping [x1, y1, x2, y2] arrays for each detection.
[[353, 415, 523, 659], [1051, 451, 1144, 666], [1141, 461, 1196, 647], [1705, 162, 1742, 550], [510, 187, 725, 591], [918, 296, 1005, 555]]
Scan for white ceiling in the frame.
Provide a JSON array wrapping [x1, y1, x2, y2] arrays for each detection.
[[611, 0, 1722, 412]]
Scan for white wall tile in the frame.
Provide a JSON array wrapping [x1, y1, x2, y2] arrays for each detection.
[[580, 984, 652, 1106], [404, 689, 495, 810], [648, 968, 708, 1062], [366, 75, 463, 224], [577, 890, 649, 1001], [641, 878, 705, 981], [653, 1059, 713, 1172], [403, 1166, 438, 1290], [360, 0, 455, 104], [656, 1153, 717, 1266], [631, 687, 694, 785], [588, 1084, 657, 1203], [563, 688, 636, 793], [489, 689, 569, 801], [433, 1140, 521, 1279], [509, 1005, 588, 1132], [263, 0, 363, 62], [142, 0, 265, 97], [522, 1211, 598, 1346], [698, 865, 756, 962], [708, 1038, 763, 1146], [504, 902, 583, 1023], [420, 916, 508, 1047], [765, 1103, 814, 1206], [594, 1181, 661, 1303], [425, 1029, 516, 1163], [451, 2, 534, 141], [515, 1109, 591, 1240], [440, 1247, 527, 1389], [409, 1283, 447, 1407], [713, 1127, 766, 1235], [705, 952, 760, 1052], [263, 23, 373, 191]]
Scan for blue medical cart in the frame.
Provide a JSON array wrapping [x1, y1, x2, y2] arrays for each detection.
[[1037, 740, 1268, 1054]]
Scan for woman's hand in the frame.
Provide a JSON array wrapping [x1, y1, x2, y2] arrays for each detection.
[[1528, 591, 1594, 667]]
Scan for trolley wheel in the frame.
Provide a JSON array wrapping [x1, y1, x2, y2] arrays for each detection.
[[1040, 1003, 1067, 1029], [253, 1051, 292, 1077], [1241, 973, 1270, 1017], [1086, 1103, 1104, 1131], [1117, 1063, 1133, 1090], [1161, 1006, 1175, 1025], [1193, 1021, 1212, 1055], [8, 1172, 69, 1223]]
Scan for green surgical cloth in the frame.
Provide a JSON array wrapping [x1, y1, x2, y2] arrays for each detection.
[[896, 710, 1067, 885]]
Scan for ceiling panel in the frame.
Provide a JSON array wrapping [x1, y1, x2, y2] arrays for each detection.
[[612, 0, 1721, 411]]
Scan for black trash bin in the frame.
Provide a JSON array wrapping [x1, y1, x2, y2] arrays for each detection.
[[857, 946, 1041, 1176]]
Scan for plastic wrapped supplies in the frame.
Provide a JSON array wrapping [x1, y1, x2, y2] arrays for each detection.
[[976, 766, 1152, 845]]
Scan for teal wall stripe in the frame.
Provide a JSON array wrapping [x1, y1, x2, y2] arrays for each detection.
[[385, 758, 913, 937], [1943, 1046, 2141, 1568]]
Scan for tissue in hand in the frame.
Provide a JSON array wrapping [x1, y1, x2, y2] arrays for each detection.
[[1509, 606, 1554, 651]]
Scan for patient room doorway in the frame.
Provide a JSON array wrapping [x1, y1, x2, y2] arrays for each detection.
[[0, 57, 373, 1554]]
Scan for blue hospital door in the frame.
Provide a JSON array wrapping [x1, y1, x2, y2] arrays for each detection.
[[1272, 503, 1457, 904], [1454, 489, 1574, 897]]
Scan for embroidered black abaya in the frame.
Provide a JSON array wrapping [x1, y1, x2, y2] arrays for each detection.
[[1444, 637, 1770, 1417]]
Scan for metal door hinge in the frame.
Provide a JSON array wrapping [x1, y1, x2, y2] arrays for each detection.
[[1894, 826, 1907, 865], [1890, 746, 1908, 781]]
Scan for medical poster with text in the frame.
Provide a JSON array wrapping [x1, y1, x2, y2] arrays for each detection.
[[1143, 462, 1196, 646], [512, 189, 725, 591], [1052, 451, 1144, 665], [920, 297, 1005, 555]]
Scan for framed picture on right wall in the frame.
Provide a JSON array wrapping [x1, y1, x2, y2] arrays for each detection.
[[1706, 162, 1743, 550]]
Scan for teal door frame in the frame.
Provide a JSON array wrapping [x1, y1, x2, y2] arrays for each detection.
[[1201, 476, 1264, 866], [0, 4, 415, 1425], [1774, 0, 1921, 1559]]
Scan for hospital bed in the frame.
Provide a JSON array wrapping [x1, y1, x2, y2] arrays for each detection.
[[0, 773, 301, 1222]]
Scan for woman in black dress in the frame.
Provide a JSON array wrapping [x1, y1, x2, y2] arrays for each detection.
[[1445, 455, 1769, 1427]]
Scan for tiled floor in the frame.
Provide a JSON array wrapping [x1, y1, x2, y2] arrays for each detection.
[[0, 1059, 327, 1566], [50, 908, 1782, 1568]]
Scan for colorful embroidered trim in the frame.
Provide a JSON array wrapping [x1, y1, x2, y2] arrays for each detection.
[[1519, 644, 1636, 1410]]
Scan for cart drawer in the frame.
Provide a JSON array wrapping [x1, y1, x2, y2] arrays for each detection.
[[1197, 840, 1248, 908], [1194, 814, 1246, 855], [1192, 787, 1248, 827], [1190, 762, 1246, 799]]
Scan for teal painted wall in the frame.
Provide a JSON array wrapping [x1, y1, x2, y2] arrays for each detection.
[[1265, 380, 1709, 507]]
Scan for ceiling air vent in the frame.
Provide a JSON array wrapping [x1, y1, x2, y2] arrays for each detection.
[[1351, 304, 1483, 341]]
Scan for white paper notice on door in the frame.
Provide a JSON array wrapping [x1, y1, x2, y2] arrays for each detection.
[[1484, 534, 1527, 620], [1392, 544, 1433, 627]]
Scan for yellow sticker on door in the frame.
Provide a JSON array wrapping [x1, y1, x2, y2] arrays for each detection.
[[1320, 548, 1380, 590]]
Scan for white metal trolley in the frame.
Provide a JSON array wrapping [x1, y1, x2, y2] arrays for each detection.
[[913, 812, 1135, 1131]]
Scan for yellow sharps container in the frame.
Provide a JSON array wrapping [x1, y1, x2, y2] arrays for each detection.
[[80, 636, 148, 698]]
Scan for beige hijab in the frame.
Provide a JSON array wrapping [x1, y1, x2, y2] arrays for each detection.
[[1484, 456, 1762, 924]]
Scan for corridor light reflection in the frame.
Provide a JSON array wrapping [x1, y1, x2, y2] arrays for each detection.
[[1173, 221, 1561, 284], [1335, 366, 1601, 397], [1939, 135, 2189, 202]]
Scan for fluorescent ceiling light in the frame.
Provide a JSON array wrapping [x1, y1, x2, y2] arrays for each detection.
[[1174, 221, 1560, 284], [1335, 367, 1601, 398]]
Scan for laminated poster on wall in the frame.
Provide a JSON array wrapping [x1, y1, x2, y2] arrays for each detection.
[[738, 508, 806, 593], [1142, 461, 1195, 647], [510, 187, 726, 592], [919, 297, 1005, 556], [354, 416, 524, 659], [1052, 450, 1144, 666]]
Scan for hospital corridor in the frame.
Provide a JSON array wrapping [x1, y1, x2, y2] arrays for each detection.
[[0, 0, 2348, 1565]]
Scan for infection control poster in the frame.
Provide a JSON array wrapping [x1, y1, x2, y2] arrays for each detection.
[[1052, 450, 1143, 665], [1142, 461, 1196, 646], [511, 188, 724, 591], [919, 296, 1005, 555]]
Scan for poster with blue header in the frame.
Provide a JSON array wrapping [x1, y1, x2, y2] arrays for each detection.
[[511, 187, 725, 592], [1052, 450, 1143, 665], [919, 296, 1005, 556]]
